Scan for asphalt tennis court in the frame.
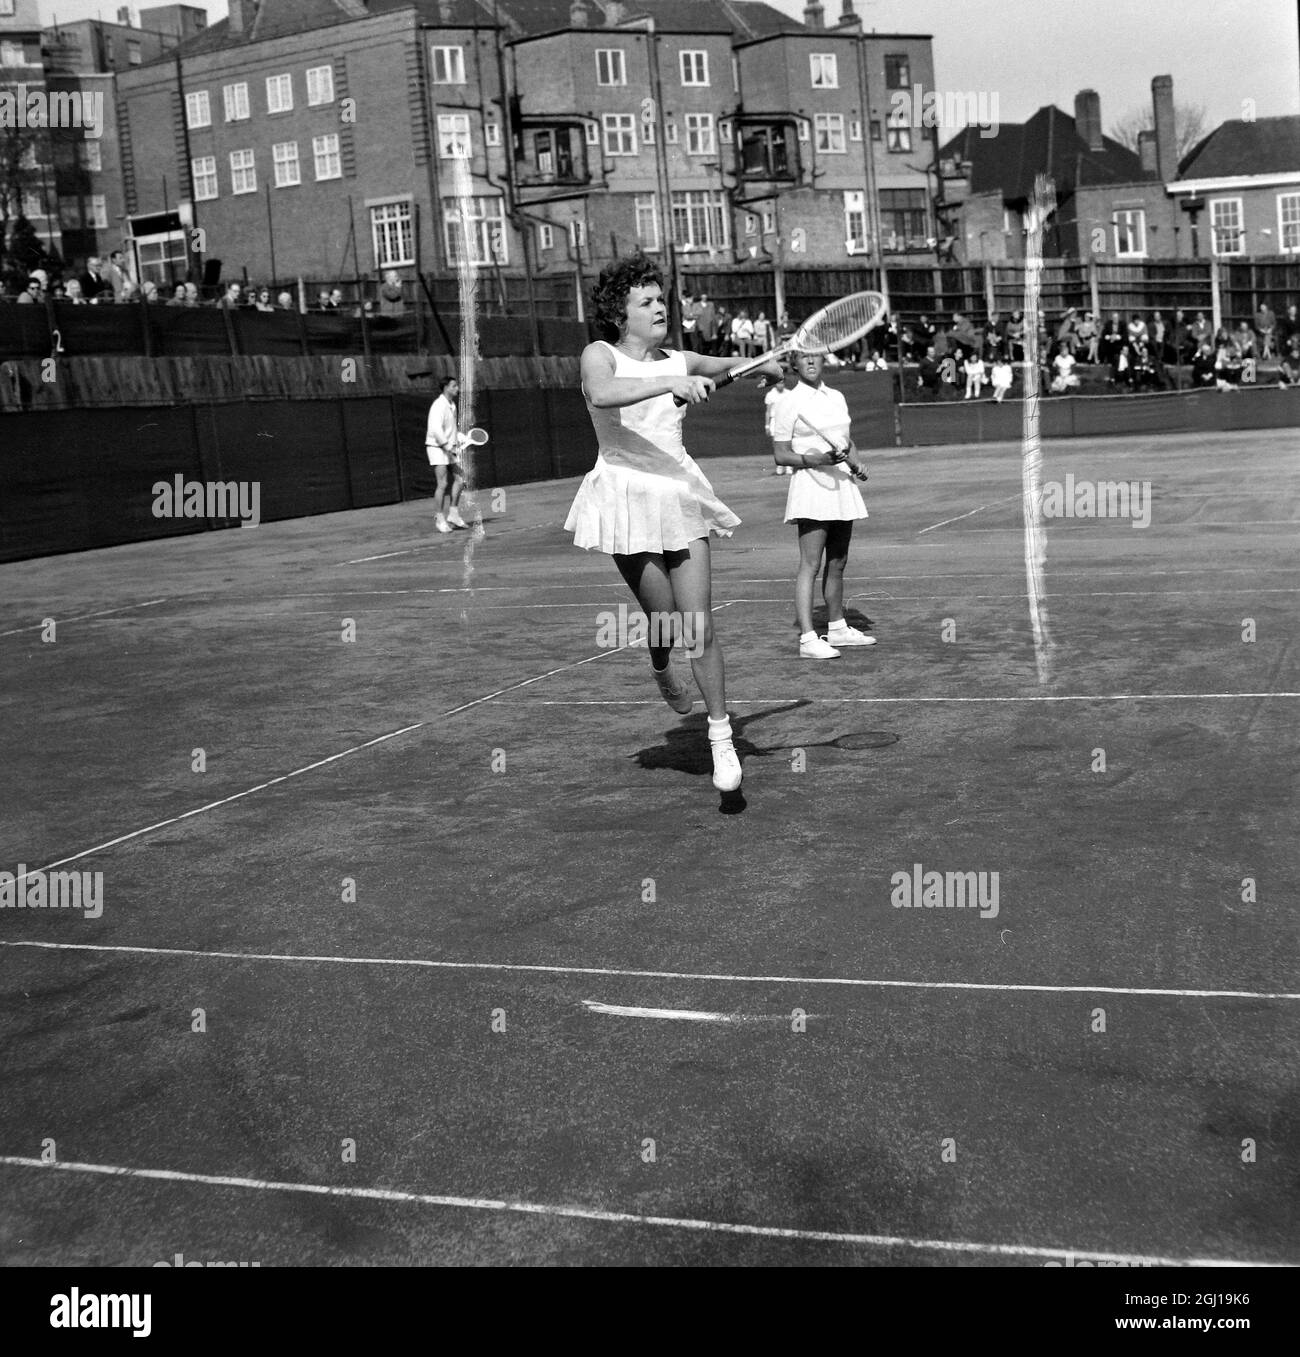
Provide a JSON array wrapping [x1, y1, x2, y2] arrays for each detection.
[[1, 422, 1296, 1267]]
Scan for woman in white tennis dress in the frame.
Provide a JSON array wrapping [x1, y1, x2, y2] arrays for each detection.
[[566, 255, 779, 793], [770, 350, 876, 659]]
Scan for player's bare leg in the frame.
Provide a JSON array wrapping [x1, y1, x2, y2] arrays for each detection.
[[615, 552, 692, 714], [823, 521, 874, 647]]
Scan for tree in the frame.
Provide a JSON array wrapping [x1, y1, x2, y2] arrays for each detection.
[[1108, 102, 1209, 167]]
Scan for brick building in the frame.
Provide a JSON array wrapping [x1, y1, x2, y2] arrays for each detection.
[[1, 0, 59, 266]]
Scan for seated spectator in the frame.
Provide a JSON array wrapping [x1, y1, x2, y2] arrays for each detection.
[[328, 287, 344, 311], [166, 285, 186, 306], [731, 309, 754, 359], [379, 270, 405, 317], [1215, 340, 1244, 390], [223, 282, 243, 308], [183, 282, 200, 306], [990, 356, 1014, 402], [1191, 341, 1217, 387], [1150, 313, 1166, 356], [1233, 321, 1257, 359], [141, 281, 159, 304], [1099, 311, 1125, 369], [1168, 309, 1190, 365], [913, 314, 934, 357], [963, 350, 987, 399], [1189, 311, 1211, 348], [1055, 307, 1078, 355], [1279, 303, 1299, 350], [277, 291, 295, 310], [63, 278, 86, 304], [937, 348, 961, 399], [80, 257, 108, 303], [16, 275, 44, 305], [1004, 310, 1026, 362], [254, 287, 274, 312], [917, 345, 941, 395], [932, 324, 950, 360], [1049, 342, 1080, 393], [1075, 310, 1099, 363], [1277, 342, 1300, 386], [951, 311, 978, 350], [1129, 339, 1160, 391], [1126, 312, 1148, 346], [1255, 302, 1276, 359]]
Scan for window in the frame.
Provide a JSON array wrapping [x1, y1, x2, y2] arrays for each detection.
[[1113, 208, 1146, 257], [850, 119, 862, 142], [306, 65, 334, 105], [1210, 198, 1243, 256], [880, 188, 927, 246], [809, 53, 837, 89], [670, 189, 729, 251], [596, 49, 626, 86], [266, 73, 293, 114], [884, 54, 910, 89], [797, 119, 810, 142], [0, 1, 15, 15], [185, 90, 210, 128], [272, 141, 300, 187], [223, 83, 249, 121], [603, 113, 637, 156], [1280, 193, 1300, 254], [192, 155, 218, 200], [78, 141, 102, 172], [870, 119, 881, 141], [815, 113, 845, 154], [442, 195, 507, 267], [431, 46, 465, 84], [86, 194, 107, 229], [761, 207, 775, 234], [230, 148, 256, 194], [886, 119, 912, 153], [568, 220, 586, 249], [438, 113, 472, 159], [20, 190, 43, 219], [59, 197, 82, 228], [485, 122, 501, 147], [844, 189, 866, 248], [127, 40, 141, 65], [643, 123, 655, 145], [585, 122, 600, 146], [1, 40, 25, 66], [538, 223, 554, 250], [665, 121, 679, 144], [313, 134, 341, 180], [740, 123, 795, 179], [372, 201, 415, 267], [685, 113, 714, 156], [744, 213, 756, 236], [635, 192, 659, 250], [680, 50, 708, 86]]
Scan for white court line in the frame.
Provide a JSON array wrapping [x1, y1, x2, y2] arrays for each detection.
[[3, 942, 1298, 1002], [917, 492, 1022, 535], [940, 520, 1298, 534], [0, 599, 167, 639], [0, 1157, 1274, 1266], [582, 1000, 789, 1023], [11, 723, 426, 885], [507, 692, 1300, 706], [342, 523, 553, 565]]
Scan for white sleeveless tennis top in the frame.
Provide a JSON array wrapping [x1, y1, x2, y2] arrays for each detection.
[[583, 341, 689, 473]]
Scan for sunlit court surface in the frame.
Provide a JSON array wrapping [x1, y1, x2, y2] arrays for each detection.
[[1, 422, 1296, 1268]]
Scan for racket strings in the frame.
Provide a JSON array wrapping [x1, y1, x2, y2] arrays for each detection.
[[797, 293, 886, 351]]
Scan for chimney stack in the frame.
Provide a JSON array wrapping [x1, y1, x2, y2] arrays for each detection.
[[570, 0, 590, 27], [1152, 75, 1176, 181], [1073, 89, 1103, 152], [803, 2, 825, 28], [228, 0, 246, 33], [837, 0, 860, 26], [602, 0, 626, 24], [1137, 129, 1157, 175]]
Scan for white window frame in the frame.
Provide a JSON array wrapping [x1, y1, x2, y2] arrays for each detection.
[[442, 195, 508, 268], [850, 119, 862, 142], [761, 207, 775, 234], [810, 53, 838, 89], [797, 118, 810, 142], [78, 140, 103, 172], [685, 112, 715, 156], [485, 122, 501, 147], [192, 155, 218, 201], [679, 50, 709, 86], [266, 73, 293, 114], [744, 213, 757, 236], [596, 49, 627, 86], [635, 192, 659, 251], [603, 113, 637, 156], [223, 82, 249, 122], [313, 133, 341, 181], [670, 188, 729, 252], [127, 39, 142, 66], [568, 220, 586, 249], [1, 39, 26, 67], [306, 65, 334, 106], [0, 1, 15, 15], [538, 223, 554, 250], [229, 148, 256, 195], [86, 194, 107, 229], [372, 201, 415, 268], [844, 189, 867, 249], [886, 121, 912, 153], [272, 141, 300, 188], [1210, 197, 1244, 257], [431, 45, 465, 85], [1276, 192, 1300, 254], [185, 90, 211, 129], [1113, 207, 1146, 258], [815, 112, 846, 154], [585, 122, 600, 146], [665, 121, 679, 144], [643, 123, 655, 145], [59, 196, 82, 229], [438, 113, 472, 160]]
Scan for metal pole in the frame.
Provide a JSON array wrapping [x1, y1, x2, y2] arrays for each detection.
[[265, 183, 277, 287], [855, 33, 883, 262], [642, 20, 680, 346]]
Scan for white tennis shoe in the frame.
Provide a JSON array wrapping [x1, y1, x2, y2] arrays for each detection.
[[800, 636, 841, 659], [434, 514, 451, 533], [827, 624, 876, 647], [446, 507, 467, 529], [710, 739, 742, 792]]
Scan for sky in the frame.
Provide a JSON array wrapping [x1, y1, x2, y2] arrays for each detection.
[[35, 0, 1300, 132]]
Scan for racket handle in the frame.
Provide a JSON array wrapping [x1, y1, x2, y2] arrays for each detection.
[[670, 366, 744, 406]]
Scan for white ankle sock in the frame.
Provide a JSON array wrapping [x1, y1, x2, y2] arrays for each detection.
[[707, 715, 732, 743], [799, 631, 817, 644]]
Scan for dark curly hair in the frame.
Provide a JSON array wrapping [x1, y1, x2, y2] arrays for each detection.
[[591, 253, 665, 342]]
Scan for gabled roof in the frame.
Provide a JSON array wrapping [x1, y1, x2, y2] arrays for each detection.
[[941, 105, 1153, 202], [1178, 115, 1300, 180]]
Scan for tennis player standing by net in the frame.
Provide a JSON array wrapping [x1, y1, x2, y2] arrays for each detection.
[[565, 255, 780, 793]]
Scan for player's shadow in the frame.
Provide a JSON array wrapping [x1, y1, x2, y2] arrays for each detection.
[[789, 604, 874, 634]]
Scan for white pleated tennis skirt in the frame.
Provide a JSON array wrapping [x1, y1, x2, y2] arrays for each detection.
[[784, 466, 868, 524], [565, 454, 739, 555]]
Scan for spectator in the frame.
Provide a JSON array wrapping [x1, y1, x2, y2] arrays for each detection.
[[1215, 338, 1244, 390], [277, 291, 295, 310], [183, 282, 200, 306], [937, 347, 960, 399], [1189, 310, 1211, 348], [254, 286, 274, 312], [1233, 320, 1257, 359], [1169, 309, 1190, 365], [80, 257, 108, 303], [1126, 312, 1148, 346], [1190, 341, 1217, 387], [990, 355, 1014, 402], [63, 278, 86, 304], [141, 281, 159, 304], [1255, 302, 1276, 359], [918, 344, 941, 396], [1279, 303, 1299, 349], [223, 282, 242, 308], [951, 311, 978, 350], [1099, 311, 1125, 370], [379, 270, 405, 317], [1074, 310, 1098, 363], [753, 310, 776, 353], [1150, 312, 1166, 356], [329, 287, 344, 310], [316, 289, 334, 311], [913, 314, 934, 357], [694, 292, 717, 354], [1277, 341, 1300, 386], [16, 274, 44, 305], [777, 310, 794, 341], [1049, 341, 1080, 393], [167, 284, 187, 306], [963, 349, 987, 399], [1004, 310, 1025, 362], [731, 308, 754, 358], [1055, 307, 1078, 356], [1129, 338, 1160, 391], [713, 303, 731, 356], [932, 323, 950, 361], [107, 250, 132, 303]]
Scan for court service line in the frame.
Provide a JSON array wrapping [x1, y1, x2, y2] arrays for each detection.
[[506, 691, 1300, 706], [0, 599, 167, 639], [3, 942, 1297, 1002], [917, 492, 1023, 535], [0, 1157, 1273, 1267], [342, 523, 553, 565]]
